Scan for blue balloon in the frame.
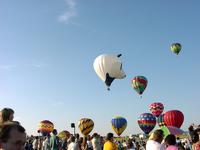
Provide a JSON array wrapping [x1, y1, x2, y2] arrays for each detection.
[[111, 116, 127, 136]]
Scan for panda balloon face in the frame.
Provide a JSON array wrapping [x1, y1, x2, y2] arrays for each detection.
[[93, 54, 126, 90]]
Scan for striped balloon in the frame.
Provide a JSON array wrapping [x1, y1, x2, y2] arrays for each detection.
[[131, 76, 148, 95], [171, 43, 182, 55], [149, 102, 164, 117], [38, 120, 54, 135], [138, 113, 156, 134], [111, 116, 127, 136], [78, 118, 94, 136], [157, 114, 166, 127], [164, 110, 184, 128]]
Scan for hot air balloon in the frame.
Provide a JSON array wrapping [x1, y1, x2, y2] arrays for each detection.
[[93, 54, 126, 90], [149, 102, 164, 117], [58, 130, 70, 139], [111, 116, 127, 136], [138, 113, 156, 134], [161, 126, 185, 138], [157, 114, 166, 127], [78, 118, 94, 136], [38, 120, 54, 136], [164, 110, 184, 128], [131, 76, 148, 96], [171, 43, 182, 55]]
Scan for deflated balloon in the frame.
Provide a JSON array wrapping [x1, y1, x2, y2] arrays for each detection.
[[93, 54, 126, 90], [111, 116, 127, 136], [149, 102, 164, 117], [38, 120, 54, 136], [138, 113, 156, 134], [131, 76, 148, 95], [171, 43, 181, 55], [78, 118, 94, 136]]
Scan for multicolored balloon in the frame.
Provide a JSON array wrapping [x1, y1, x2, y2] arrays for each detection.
[[149, 102, 164, 117], [171, 43, 182, 55], [131, 76, 148, 96], [138, 113, 156, 134], [38, 120, 54, 136], [111, 116, 127, 136], [78, 118, 94, 136], [93, 54, 126, 90], [161, 126, 185, 138], [58, 130, 71, 139], [164, 110, 184, 128], [157, 113, 166, 127]]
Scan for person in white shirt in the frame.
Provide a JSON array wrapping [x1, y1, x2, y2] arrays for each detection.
[[68, 136, 78, 150], [146, 129, 165, 150]]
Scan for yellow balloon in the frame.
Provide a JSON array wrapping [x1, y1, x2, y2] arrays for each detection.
[[78, 118, 94, 136]]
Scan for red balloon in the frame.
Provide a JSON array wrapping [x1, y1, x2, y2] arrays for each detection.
[[149, 102, 164, 117], [164, 110, 184, 128]]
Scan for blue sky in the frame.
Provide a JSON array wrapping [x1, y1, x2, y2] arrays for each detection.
[[0, 0, 200, 136]]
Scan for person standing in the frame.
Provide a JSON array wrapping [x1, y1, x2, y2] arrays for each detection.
[[0, 108, 14, 124], [50, 129, 59, 150], [146, 129, 165, 150], [0, 123, 26, 150], [103, 133, 117, 150]]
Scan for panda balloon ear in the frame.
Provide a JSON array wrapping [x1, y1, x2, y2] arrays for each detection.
[[117, 54, 122, 57]]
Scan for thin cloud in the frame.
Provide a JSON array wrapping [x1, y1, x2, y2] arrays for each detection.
[[0, 63, 49, 71], [0, 65, 16, 70], [27, 64, 49, 68], [51, 101, 64, 107], [58, 0, 77, 24]]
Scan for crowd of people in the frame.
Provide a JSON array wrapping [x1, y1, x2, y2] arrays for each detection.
[[0, 107, 200, 150]]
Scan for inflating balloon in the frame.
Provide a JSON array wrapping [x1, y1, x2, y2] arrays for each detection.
[[58, 130, 70, 139], [111, 116, 127, 136], [171, 43, 182, 55], [93, 54, 126, 90], [157, 114, 166, 127], [131, 76, 148, 96], [164, 110, 184, 128], [38, 120, 54, 136], [138, 113, 156, 134], [149, 102, 164, 117], [78, 118, 94, 136]]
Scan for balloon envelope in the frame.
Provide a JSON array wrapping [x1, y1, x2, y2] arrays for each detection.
[[111, 116, 127, 136], [78, 118, 94, 136], [149, 102, 164, 117], [131, 76, 148, 95], [164, 110, 184, 128], [93, 54, 126, 88], [58, 130, 70, 139], [161, 126, 185, 138], [171, 43, 181, 55], [157, 114, 166, 127], [138, 113, 156, 134], [38, 120, 54, 135]]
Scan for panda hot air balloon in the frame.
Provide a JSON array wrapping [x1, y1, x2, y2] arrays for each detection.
[[78, 118, 94, 136], [38, 120, 54, 136], [149, 102, 164, 117], [93, 54, 126, 90], [138, 113, 156, 134], [111, 116, 127, 136], [171, 43, 182, 55]]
